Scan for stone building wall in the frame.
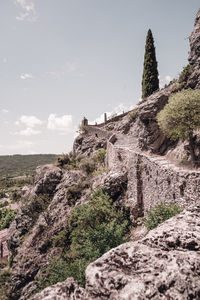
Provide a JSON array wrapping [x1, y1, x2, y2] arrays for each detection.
[[107, 141, 200, 216]]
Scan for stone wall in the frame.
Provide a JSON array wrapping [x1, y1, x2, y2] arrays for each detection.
[[0, 229, 9, 262], [107, 141, 200, 216], [85, 126, 113, 140]]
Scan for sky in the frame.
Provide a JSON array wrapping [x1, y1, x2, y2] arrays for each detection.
[[0, 0, 199, 155]]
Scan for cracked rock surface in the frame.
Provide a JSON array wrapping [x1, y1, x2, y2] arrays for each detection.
[[31, 206, 200, 300]]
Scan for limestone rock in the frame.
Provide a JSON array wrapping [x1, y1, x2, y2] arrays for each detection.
[[7, 168, 86, 300], [85, 206, 200, 299], [188, 9, 200, 88], [34, 164, 62, 195], [73, 133, 107, 156], [103, 171, 128, 200], [28, 206, 200, 300], [129, 87, 174, 153], [30, 278, 86, 300]]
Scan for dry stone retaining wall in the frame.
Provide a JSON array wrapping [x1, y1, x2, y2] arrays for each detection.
[[107, 141, 200, 215], [85, 126, 113, 140]]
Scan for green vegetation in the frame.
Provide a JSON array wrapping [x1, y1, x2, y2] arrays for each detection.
[[57, 152, 83, 169], [0, 201, 9, 208], [66, 180, 89, 205], [94, 148, 106, 165], [57, 149, 107, 175], [128, 108, 138, 121], [178, 64, 193, 89], [144, 202, 182, 230], [0, 208, 16, 230], [0, 154, 57, 180], [21, 195, 51, 228], [37, 189, 130, 290], [157, 89, 200, 167], [0, 270, 11, 300], [142, 29, 159, 99]]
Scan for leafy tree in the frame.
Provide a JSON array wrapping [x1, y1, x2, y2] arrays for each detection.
[[142, 29, 159, 99], [157, 89, 200, 167]]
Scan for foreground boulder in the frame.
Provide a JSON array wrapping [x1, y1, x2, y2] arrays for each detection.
[[30, 278, 86, 300], [31, 205, 200, 300]]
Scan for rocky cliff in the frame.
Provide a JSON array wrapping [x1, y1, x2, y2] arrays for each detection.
[[3, 8, 200, 300], [31, 205, 200, 300], [188, 9, 200, 88]]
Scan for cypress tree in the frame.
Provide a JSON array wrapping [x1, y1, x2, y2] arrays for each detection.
[[142, 29, 159, 99]]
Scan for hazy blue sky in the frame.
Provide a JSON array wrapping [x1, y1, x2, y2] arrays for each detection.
[[0, 0, 199, 154]]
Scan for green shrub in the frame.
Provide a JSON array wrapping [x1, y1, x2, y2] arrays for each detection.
[[94, 149, 106, 164], [144, 202, 182, 230], [0, 261, 6, 270], [178, 65, 193, 89], [37, 189, 130, 289], [0, 269, 11, 300], [0, 208, 16, 230], [66, 181, 89, 205], [0, 201, 9, 209], [128, 108, 138, 121], [11, 190, 21, 202], [66, 188, 130, 285], [157, 89, 200, 167], [79, 158, 96, 174], [57, 154, 70, 167], [52, 230, 70, 248], [36, 258, 70, 292]]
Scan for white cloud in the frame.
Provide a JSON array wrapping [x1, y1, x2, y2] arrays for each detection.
[[18, 115, 43, 127], [47, 114, 73, 135], [46, 62, 79, 79], [3, 58, 7, 64], [13, 115, 43, 136], [1, 109, 9, 114], [159, 75, 172, 88], [20, 73, 33, 80], [91, 102, 136, 125], [15, 127, 41, 136], [15, 0, 38, 22]]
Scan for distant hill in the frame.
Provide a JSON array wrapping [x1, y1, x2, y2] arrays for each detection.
[[0, 154, 58, 179]]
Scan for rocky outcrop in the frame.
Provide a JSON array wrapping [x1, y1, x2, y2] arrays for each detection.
[[32, 206, 200, 300], [129, 87, 174, 153], [188, 9, 200, 88], [85, 206, 200, 300], [7, 166, 87, 300], [30, 278, 86, 300], [74, 133, 107, 156], [34, 164, 62, 195]]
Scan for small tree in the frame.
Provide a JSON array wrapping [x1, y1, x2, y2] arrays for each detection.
[[157, 89, 200, 167], [142, 29, 159, 99]]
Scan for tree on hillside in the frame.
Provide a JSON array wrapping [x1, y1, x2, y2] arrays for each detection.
[[142, 29, 159, 99], [157, 89, 200, 167]]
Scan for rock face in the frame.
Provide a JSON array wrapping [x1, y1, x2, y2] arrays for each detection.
[[30, 206, 200, 300], [7, 165, 87, 300], [30, 278, 86, 300], [34, 164, 62, 195], [188, 9, 200, 88]]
